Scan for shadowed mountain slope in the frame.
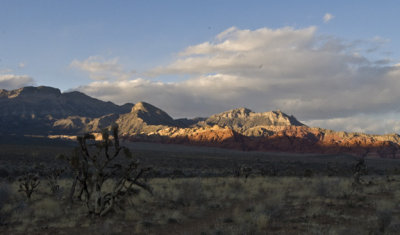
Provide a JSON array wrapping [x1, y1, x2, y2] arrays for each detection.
[[0, 86, 133, 118], [0, 86, 133, 134]]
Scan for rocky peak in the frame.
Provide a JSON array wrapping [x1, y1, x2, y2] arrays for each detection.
[[0, 89, 9, 97], [259, 110, 304, 126], [0, 86, 62, 99], [62, 90, 90, 99], [17, 86, 61, 98], [121, 102, 134, 110], [217, 107, 252, 118], [132, 102, 152, 113], [204, 108, 304, 131], [0, 86, 135, 135], [129, 102, 175, 125]]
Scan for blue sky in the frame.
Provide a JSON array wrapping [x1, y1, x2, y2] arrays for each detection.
[[1, 1, 400, 133]]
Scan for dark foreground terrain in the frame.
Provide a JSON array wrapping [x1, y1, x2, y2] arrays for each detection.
[[1, 136, 400, 234], [1, 136, 400, 179]]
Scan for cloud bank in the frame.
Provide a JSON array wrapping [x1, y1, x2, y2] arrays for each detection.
[[71, 56, 135, 81], [0, 74, 35, 90], [75, 26, 400, 134]]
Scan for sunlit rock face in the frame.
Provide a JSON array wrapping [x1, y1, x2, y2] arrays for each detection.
[[200, 108, 303, 135]]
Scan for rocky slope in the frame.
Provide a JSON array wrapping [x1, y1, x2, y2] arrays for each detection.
[[118, 107, 400, 158], [128, 125, 400, 158], [2, 86, 400, 158], [201, 108, 303, 130], [116, 102, 177, 135]]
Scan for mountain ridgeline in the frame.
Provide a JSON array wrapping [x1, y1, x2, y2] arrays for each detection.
[[1, 86, 400, 158], [0, 86, 302, 135], [0, 86, 133, 118], [0, 86, 133, 134]]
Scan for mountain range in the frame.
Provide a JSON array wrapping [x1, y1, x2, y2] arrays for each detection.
[[1, 86, 400, 158]]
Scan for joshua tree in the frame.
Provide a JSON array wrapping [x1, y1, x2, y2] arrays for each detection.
[[352, 157, 367, 188], [233, 165, 252, 179], [18, 173, 40, 200], [45, 167, 65, 198], [60, 124, 151, 217]]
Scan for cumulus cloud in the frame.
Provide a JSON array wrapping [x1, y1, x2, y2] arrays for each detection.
[[75, 26, 400, 134], [0, 74, 35, 90], [70, 56, 135, 81], [323, 13, 334, 23], [305, 114, 400, 134]]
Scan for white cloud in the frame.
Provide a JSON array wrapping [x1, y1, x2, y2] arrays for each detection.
[[323, 13, 334, 23], [18, 63, 25, 68], [74, 26, 400, 134], [70, 56, 135, 81], [0, 74, 35, 90], [151, 26, 318, 76]]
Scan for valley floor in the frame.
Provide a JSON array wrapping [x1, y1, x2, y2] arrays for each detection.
[[1, 176, 400, 234], [2, 138, 400, 179], [1, 139, 400, 234]]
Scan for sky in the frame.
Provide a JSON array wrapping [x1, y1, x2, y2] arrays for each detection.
[[1, 0, 400, 134]]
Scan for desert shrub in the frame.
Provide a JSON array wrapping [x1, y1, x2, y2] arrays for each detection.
[[326, 162, 339, 176], [233, 165, 252, 179], [260, 165, 277, 176], [17, 173, 40, 200], [254, 212, 269, 228], [374, 200, 395, 233], [304, 169, 313, 177], [0, 168, 9, 178], [171, 169, 185, 178], [316, 179, 330, 198], [227, 178, 243, 195], [44, 167, 65, 199], [0, 182, 11, 224], [32, 198, 63, 219], [174, 179, 205, 207], [392, 167, 400, 175], [0, 182, 10, 209], [377, 210, 392, 233], [352, 157, 367, 187]]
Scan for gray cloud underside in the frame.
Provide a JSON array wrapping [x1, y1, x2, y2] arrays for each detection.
[[75, 26, 400, 134], [0, 74, 35, 90]]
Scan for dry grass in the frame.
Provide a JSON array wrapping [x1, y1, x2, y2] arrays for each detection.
[[1, 175, 400, 234]]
